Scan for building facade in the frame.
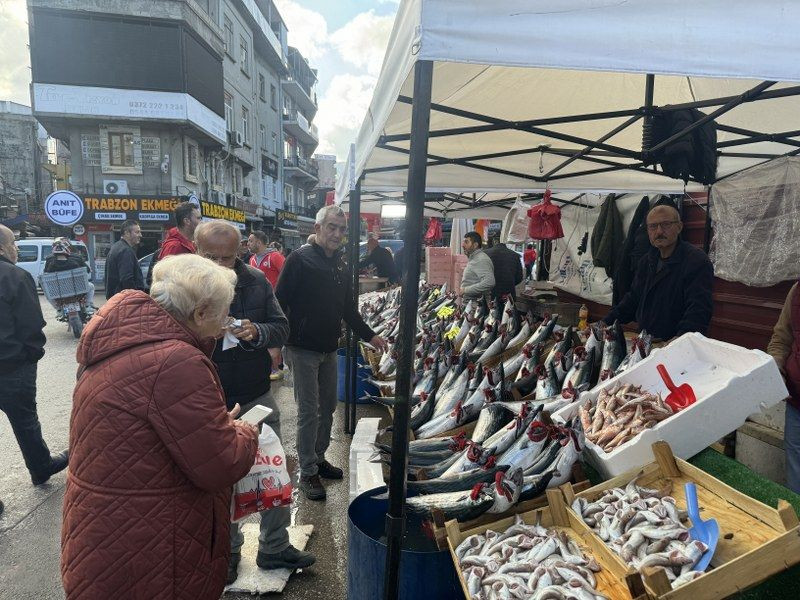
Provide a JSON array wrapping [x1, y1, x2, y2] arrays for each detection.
[[0, 102, 40, 224], [27, 0, 320, 276]]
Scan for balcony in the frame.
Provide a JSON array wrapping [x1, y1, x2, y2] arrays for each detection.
[[281, 76, 317, 118], [282, 109, 318, 147], [285, 203, 319, 219], [283, 155, 319, 185]]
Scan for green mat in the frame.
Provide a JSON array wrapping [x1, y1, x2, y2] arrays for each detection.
[[584, 448, 800, 599]]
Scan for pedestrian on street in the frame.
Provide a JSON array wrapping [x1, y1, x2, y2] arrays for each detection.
[[195, 221, 315, 580], [460, 231, 495, 300], [275, 205, 388, 500], [61, 254, 259, 600], [43, 237, 96, 313], [0, 225, 69, 486], [523, 243, 537, 280], [247, 230, 287, 380], [238, 237, 252, 264], [104, 220, 144, 299], [158, 201, 201, 259], [485, 239, 524, 300]]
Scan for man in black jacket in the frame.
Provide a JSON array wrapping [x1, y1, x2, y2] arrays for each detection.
[[0, 225, 68, 486], [604, 205, 713, 341], [105, 220, 144, 298], [484, 240, 524, 300], [276, 205, 387, 500], [195, 221, 315, 579], [359, 234, 397, 282]]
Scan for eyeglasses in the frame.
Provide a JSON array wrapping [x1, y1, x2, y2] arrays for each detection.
[[646, 221, 679, 232]]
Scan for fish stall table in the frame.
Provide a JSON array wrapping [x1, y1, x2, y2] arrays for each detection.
[[581, 447, 800, 599], [359, 276, 389, 294]]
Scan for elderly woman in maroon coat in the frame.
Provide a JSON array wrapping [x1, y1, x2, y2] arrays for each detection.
[[61, 254, 258, 599]]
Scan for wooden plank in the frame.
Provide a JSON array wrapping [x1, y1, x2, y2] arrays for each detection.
[[642, 567, 672, 596], [625, 571, 647, 599], [677, 458, 796, 532], [778, 499, 800, 531], [547, 488, 569, 526], [652, 441, 680, 477]]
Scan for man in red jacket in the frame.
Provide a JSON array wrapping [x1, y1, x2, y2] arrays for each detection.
[[158, 202, 201, 259], [247, 230, 284, 288]]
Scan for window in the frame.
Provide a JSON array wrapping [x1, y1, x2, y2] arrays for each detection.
[[184, 137, 200, 183], [223, 16, 233, 55], [260, 124, 267, 150], [240, 36, 249, 75], [211, 158, 224, 190], [224, 92, 234, 131], [241, 107, 250, 144], [284, 135, 294, 161], [108, 131, 134, 167], [259, 74, 266, 101], [16, 244, 38, 263], [270, 84, 277, 109], [272, 132, 279, 156]]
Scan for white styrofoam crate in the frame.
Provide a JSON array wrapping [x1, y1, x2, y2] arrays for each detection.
[[349, 418, 384, 503], [553, 332, 789, 479]]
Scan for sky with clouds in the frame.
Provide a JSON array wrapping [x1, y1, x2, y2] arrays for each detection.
[[0, 0, 398, 162]]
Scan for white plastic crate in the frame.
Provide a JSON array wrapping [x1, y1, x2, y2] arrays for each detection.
[[553, 332, 789, 479]]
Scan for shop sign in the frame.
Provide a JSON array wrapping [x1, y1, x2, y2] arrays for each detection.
[[276, 209, 298, 230], [200, 201, 246, 224], [80, 194, 184, 223], [72, 224, 86, 235], [45, 190, 84, 226]]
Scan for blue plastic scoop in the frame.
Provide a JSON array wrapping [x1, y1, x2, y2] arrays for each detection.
[[685, 482, 719, 571]]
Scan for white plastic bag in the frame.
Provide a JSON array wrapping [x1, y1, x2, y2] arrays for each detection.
[[506, 197, 531, 243], [231, 424, 292, 522]]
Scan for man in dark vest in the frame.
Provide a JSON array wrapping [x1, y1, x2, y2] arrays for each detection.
[[195, 221, 315, 582]]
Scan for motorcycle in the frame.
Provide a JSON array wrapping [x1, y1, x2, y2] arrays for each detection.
[[40, 267, 91, 338]]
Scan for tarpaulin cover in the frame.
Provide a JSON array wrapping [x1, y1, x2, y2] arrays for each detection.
[[710, 157, 800, 286]]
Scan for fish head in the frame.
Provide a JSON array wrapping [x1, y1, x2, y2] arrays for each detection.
[[470, 482, 487, 501], [449, 432, 469, 452], [534, 364, 547, 380], [572, 345, 586, 361]]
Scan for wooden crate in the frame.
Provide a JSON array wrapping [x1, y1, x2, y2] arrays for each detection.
[[444, 489, 645, 600], [430, 461, 591, 550], [561, 441, 800, 600]]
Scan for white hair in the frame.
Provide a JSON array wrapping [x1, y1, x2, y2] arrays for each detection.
[[150, 254, 236, 322], [315, 204, 346, 225]]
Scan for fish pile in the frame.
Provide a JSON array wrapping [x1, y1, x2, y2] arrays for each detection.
[[455, 514, 606, 600], [578, 384, 674, 453], [572, 479, 706, 590]]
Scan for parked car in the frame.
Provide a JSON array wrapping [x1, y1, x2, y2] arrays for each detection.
[[15, 238, 89, 286], [138, 252, 155, 282]]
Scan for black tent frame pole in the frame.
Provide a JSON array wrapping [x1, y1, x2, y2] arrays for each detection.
[[383, 59, 433, 600], [704, 185, 713, 254], [344, 177, 362, 435]]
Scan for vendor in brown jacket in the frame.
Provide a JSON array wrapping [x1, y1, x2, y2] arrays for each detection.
[[766, 283, 800, 494]]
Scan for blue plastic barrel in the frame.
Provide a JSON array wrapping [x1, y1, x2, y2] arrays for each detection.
[[337, 348, 378, 403], [347, 486, 463, 600]]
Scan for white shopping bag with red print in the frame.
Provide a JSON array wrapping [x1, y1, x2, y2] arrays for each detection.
[[231, 424, 292, 522]]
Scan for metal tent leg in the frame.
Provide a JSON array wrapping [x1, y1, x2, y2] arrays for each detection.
[[382, 59, 434, 600]]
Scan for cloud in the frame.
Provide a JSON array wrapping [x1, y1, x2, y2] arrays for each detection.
[[315, 73, 378, 159], [329, 10, 393, 76], [273, 0, 328, 60], [0, 0, 32, 105]]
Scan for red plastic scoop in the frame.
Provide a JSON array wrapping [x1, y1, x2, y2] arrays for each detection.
[[657, 363, 697, 412]]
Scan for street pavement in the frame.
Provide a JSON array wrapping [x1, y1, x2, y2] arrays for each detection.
[[0, 294, 384, 599]]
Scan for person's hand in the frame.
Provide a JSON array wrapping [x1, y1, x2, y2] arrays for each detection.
[[231, 319, 258, 342], [370, 335, 389, 353], [228, 403, 241, 419]]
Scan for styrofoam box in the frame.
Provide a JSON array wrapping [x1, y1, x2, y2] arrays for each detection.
[[349, 417, 383, 503], [552, 332, 789, 479]]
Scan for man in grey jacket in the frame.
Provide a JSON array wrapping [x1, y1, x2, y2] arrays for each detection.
[[460, 231, 495, 300]]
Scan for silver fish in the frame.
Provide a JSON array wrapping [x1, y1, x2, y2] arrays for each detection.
[[405, 484, 495, 522]]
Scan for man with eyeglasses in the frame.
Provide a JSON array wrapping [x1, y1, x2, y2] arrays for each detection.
[[275, 205, 387, 501], [603, 204, 713, 343]]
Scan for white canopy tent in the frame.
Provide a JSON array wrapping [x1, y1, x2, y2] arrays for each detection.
[[336, 0, 800, 202], [344, 4, 800, 593]]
